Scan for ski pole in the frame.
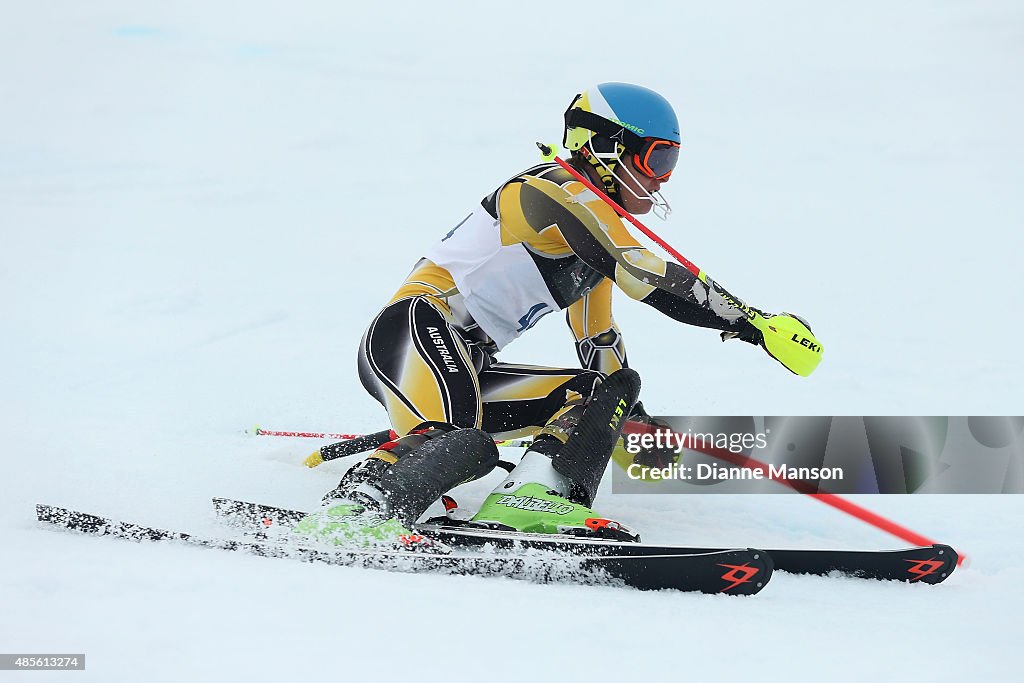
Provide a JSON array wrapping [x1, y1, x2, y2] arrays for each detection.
[[313, 429, 397, 466], [250, 426, 372, 440], [622, 422, 966, 565], [252, 426, 531, 447], [308, 432, 534, 467], [250, 426, 533, 466], [535, 143, 823, 377]]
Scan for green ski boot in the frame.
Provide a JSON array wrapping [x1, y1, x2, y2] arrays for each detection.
[[470, 483, 638, 541], [292, 451, 438, 551], [294, 424, 498, 552], [293, 501, 436, 551]]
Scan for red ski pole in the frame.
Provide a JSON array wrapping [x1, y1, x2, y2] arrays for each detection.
[[544, 149, 702, 277], [251, 426, 372, 440], [536, 143, 824, 378], [548, 161, 946, 558], [251, 426, 534, 467], [622, 422, 966, 564]]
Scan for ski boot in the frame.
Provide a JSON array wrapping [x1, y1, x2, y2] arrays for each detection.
[[470, 368, 642, 542], [294, 424, 498, 551], [293, 452, 432, 550], [470, 481, 638, 541]]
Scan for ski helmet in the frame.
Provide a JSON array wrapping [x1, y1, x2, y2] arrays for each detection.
[[563, 83, 680, 216]]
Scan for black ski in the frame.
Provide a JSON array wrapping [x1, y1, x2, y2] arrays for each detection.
[[36, 504, 771, 595], [211, 497, 958, 585]]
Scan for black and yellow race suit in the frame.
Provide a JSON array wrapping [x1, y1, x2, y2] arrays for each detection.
[[357, 162, 748, 436]]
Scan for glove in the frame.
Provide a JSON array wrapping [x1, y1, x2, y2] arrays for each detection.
[[720, 319, 763, 346], [628, 400, 653, 422], [722, 311, 821, 377], [624, 402, 679, 468], [721, 309, 817, 340]]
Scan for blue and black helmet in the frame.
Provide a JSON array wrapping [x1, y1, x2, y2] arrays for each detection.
[[563, 83, 681, 184]]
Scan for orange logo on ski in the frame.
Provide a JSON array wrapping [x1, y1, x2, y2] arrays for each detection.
[[718, 563, 760, 592], [905, 558, 944, 581]]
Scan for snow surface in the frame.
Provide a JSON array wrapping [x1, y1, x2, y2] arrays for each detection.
[[2, 1, 1023, 681]]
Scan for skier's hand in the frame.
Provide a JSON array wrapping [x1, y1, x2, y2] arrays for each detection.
[[625, 402, 679, 468], [720, 318, 764, 346], [722, 311, 821, 377], [628, 400, 654, 422], [720, 311, 817, 347]]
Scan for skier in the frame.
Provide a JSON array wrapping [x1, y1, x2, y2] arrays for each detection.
[[296, 82, 814, 547]]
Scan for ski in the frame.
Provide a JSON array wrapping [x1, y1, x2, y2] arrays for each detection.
[[211, 497, 958, 585], [37, 504, 771, 595]]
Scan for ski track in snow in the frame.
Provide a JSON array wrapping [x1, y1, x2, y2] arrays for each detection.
[[2, 2, 1022, 681]]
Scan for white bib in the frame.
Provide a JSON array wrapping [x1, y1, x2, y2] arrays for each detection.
[[423, 207, 559, 350]]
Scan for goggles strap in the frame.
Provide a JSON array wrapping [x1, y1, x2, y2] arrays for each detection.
[[565, 107, 646, 155], [580, 144, 620, 197]]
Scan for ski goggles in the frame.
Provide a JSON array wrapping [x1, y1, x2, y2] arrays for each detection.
[[632, 138, 680, 181]]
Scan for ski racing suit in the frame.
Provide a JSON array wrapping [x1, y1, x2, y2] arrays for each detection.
[[357, 161, 750, 439]]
